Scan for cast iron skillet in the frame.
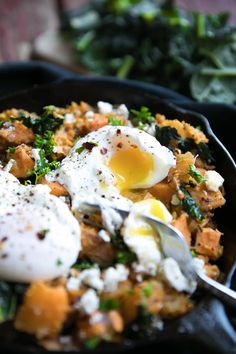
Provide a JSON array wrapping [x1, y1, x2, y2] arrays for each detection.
[[0, 78, 235, 354]]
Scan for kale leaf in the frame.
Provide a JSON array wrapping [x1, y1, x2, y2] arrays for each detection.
[[155, 125, 179, 148], [0, 281, 27, 323], [180, 186, 204, 221], [19, 106, 64, 134]]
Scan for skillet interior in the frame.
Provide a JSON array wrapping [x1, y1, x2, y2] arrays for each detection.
[[0, 78, 235, 354]]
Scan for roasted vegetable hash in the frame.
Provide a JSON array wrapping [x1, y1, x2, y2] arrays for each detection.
[[0, 101, 225, 350]]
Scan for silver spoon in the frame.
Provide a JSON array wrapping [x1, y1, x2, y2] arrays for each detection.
[[80, 202, 236, 308]]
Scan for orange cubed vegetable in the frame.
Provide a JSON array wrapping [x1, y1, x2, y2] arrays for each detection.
[[195, 228, 223, 259], [15, 282, 69, 339]]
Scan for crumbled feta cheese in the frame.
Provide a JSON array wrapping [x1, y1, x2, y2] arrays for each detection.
[[66, 276, 80, 290], [98, 229, 111, 243], [161, 257, 196, 293], [115, 104, 129, 119], [75, 289, 99, 315], [103, 264, 129, 292], [144, 123, 156, 136], [205, 170, 224, 192], [85, 111, 94, 120], [64, 113, 75, 124], [89, 312, 104, 325], [4, 159, 15, 172], [97, 101, 113, 115], [171, 194, 180, 206], [79, 268, 104, 291], [31, 148, 41, 167]]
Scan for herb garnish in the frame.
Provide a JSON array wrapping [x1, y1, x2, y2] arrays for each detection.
[[99, 298, 120, 311], [8, 146, 16, 155], [76, 141, 98, 154], [73, 259, 95, 270], [116, 250, 136, 265], [131, 106, 154, 127], [34, 131, 57, 157], [32, 149, 59, 184], [108, 116, 124, 126], [142, 284, 153, 298]]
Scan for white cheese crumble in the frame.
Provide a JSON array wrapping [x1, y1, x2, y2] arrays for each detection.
[[205, 170, 224, 192], [31, 148, 41, 167], [79, 268, 104, 291], [103, 264, 129, 292], [144, 123, 156, 136], [75, 289, 99, 315], [3, 159, 15, 172], [97, 101, 113, 115], [192, 257, 206, 275], [98, 229, 111, 243], [161, 257, 196, 293], [85, 111, 94, 120], [64, 113, 75, 124], [115, 104, 129, 119], [171, 194, 180, 206], [66, 276, 80, 290]]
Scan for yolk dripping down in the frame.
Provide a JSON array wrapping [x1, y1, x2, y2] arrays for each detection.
[[108, 147, 154, 191], [127, 199, 172, 238]]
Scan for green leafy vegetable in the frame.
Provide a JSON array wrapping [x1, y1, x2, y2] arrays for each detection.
[[180, 186, 204, 221], [19, 106, 64, 134], [191, 249, 197, 257], [108, 116, 125, 126], [67, 0, 236, 103], [0, 281, 27, 323], [131, 106, 154, 127], [155, 125, 179, 148], [99, 298, 120, 311], [188, 164, 206, 184]]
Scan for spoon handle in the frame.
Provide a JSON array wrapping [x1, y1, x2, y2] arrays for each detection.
[[197, 272, 236, 308]]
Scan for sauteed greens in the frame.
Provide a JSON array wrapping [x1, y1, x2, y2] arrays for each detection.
[[65, 0, 236, 103]]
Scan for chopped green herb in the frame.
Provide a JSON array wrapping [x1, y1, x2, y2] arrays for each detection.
[[75, 146, 85, 154], [73, 259, 95, 270], [24, 180, 32, 186], [8, 146, 16, 155], [0, 121, 5, 128], [180, 186, 204, 221], [34, 131, 56, 157], [32, 149, 60, 183], [85, 337, 101, 350], [142, 284, 153, 298], [99, 298, 120, 311], [116, 250, 136, 265], [188, 164, 206, 184], [191, 249, 197, 257], [131, 106, 154, 127], [108, 116, 124, 126]]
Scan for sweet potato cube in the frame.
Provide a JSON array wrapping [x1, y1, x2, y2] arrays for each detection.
[[195, 228, 223, 259], [15, 282, 69, 339]]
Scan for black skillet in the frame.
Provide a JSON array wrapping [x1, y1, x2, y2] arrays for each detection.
[[0, 77, 235, 354]]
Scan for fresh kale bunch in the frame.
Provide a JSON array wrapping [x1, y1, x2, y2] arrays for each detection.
[[66, 0, 236, 103]]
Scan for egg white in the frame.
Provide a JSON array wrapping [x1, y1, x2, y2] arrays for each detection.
[[0, 170, 81, 282]]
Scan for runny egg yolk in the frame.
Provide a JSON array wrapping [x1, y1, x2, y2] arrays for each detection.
[[128, 199, 172, 237], [108, 147, 154, 191]]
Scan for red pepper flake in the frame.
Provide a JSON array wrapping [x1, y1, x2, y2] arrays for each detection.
[[82, 141, 98, 152], [0, 237, 8, 243], [117, 142, 123, 148], [131, 144, 138, 148], [116, 129, 121, 135], [36, 229, 49, 240], [100, 147, 108, 155]]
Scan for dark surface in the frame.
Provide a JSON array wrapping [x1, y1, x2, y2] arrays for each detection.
[[0, 72, 235, 354]]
